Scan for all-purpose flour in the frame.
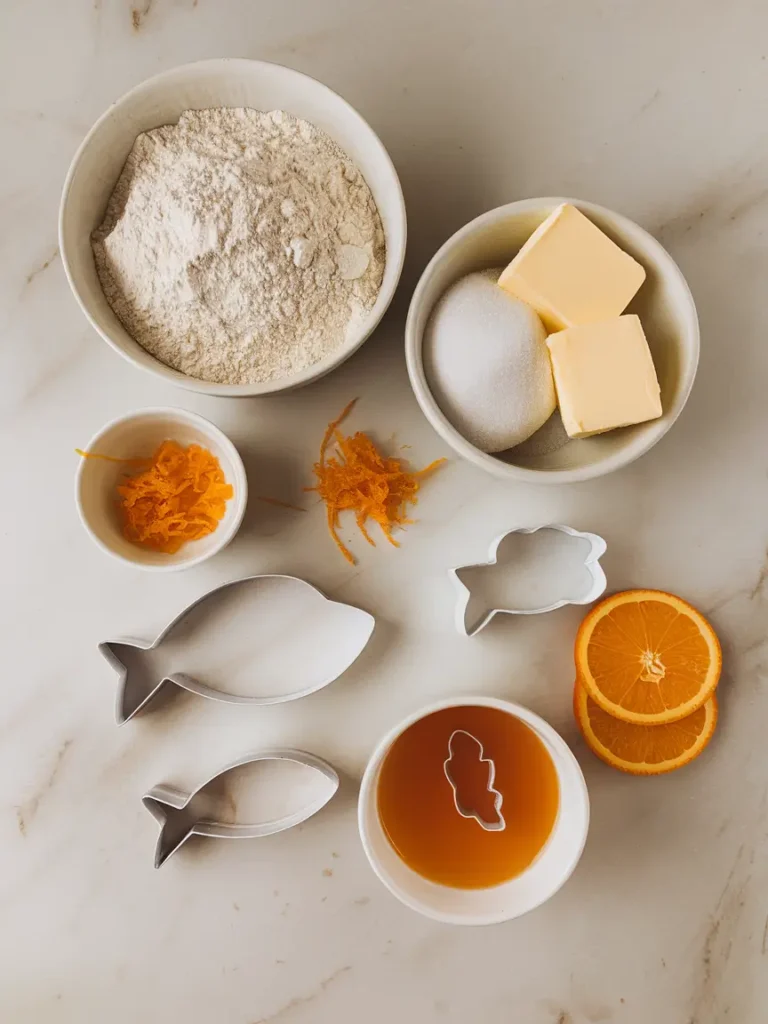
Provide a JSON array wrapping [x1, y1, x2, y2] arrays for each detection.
[[92, 108, 386, 385]]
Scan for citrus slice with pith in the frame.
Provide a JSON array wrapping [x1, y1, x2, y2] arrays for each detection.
[[575, 590, 721, 724], [573, 683, 718, 775]]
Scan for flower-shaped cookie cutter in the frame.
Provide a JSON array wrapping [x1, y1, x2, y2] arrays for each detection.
[[443, 730, 505, 831], [450, 524, 607, 637]]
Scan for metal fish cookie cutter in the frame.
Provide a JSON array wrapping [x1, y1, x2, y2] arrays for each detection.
[[450, 524, 607, 637], [144, 749, 339, 868], [443, 729, 506, 832], [100, 574, 375, 723]]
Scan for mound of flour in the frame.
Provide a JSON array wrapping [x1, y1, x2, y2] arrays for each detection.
[[92, 108, 386, 385]]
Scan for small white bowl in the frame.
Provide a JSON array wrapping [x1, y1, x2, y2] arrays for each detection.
[[59, 58, 406, 396], [358, 696, 589, 925], [405, 197, 699, 483], [76, 408, 248, 571]]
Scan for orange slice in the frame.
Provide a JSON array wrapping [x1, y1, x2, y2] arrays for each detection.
[[575, 590, 721, 724], [574, 683, 718, 775]]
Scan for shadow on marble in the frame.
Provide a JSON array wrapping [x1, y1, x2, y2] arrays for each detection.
[[234, 440, 309, 537], [307, 612, 402, 708], [153, 764, 359, 873]]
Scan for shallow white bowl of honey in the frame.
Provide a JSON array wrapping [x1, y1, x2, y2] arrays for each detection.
[[358, 696, 589, 925]]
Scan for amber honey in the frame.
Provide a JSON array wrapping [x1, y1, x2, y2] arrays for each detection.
[[377, 705, 560, 888]]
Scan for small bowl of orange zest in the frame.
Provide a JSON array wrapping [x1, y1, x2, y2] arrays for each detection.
[[76, 408, 247, 571]]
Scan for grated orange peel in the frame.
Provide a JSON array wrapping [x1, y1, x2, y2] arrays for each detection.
[[79, 441, 233, 554], [307, 399, 446, 564]]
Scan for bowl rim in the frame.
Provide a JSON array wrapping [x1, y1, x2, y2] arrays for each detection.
[[75, 406, 248, 572], [357, 694, 590, 925], [405, 196, 700, 484], [59, 57, 407, 398]]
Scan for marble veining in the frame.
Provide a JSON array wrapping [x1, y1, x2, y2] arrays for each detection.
[[1, 1, 768, 1022]]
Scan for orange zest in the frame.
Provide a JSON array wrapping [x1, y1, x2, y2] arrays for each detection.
[[574, 683, 718, 775], [79, 440, 233, 554], [575, 590, 722, 725], [307, 400, 446, 564], [76, 449, 149, 466]]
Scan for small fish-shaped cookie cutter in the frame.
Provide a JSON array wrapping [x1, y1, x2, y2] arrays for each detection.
[[100, 574, 375, 724], [450, 524, 607, 637], [143, 749, 339, 868], [443, 729, 506, 832]]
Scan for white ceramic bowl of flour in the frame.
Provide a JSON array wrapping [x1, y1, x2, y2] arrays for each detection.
[[406, 198, 699, 484], [59, 59, 406, 396]]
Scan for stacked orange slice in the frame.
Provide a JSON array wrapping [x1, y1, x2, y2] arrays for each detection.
[[572, 590, 721, 774]]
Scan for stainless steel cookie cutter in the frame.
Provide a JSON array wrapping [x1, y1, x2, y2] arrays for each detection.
[[443, 729, 506, 832], [100, 574, 375, 724], [450, 524, 607, 637], [143, 749, 339, 868]]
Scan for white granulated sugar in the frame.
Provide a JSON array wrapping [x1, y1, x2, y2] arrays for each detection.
[[92, 108, 386, 385], [424, 269, 556, 453]]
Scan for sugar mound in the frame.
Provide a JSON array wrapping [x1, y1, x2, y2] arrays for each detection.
[[424, 270, 556, 453]]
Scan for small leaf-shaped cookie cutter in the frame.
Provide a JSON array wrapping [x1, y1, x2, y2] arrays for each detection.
[[443, 729, 506, 832]]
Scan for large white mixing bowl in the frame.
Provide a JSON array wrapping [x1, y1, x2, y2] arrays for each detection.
[[60, 59, 406, 396]]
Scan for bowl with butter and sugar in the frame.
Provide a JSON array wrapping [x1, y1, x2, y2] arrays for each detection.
[[405, 198, 699, 484]]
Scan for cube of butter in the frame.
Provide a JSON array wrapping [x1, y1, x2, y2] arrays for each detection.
[[546, 315, 662, 438], [498, 204, 646, 332]]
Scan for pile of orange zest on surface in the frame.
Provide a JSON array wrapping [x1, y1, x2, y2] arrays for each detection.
[[307, 399, 446, 565], [80, 441, 233, 553]]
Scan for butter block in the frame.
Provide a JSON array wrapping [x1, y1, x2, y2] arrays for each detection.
[[546, 315, 662, 438], [498, 204, 646, 332]]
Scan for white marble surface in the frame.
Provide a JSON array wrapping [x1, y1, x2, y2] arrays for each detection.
[[2, 1, 768, 1021]]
